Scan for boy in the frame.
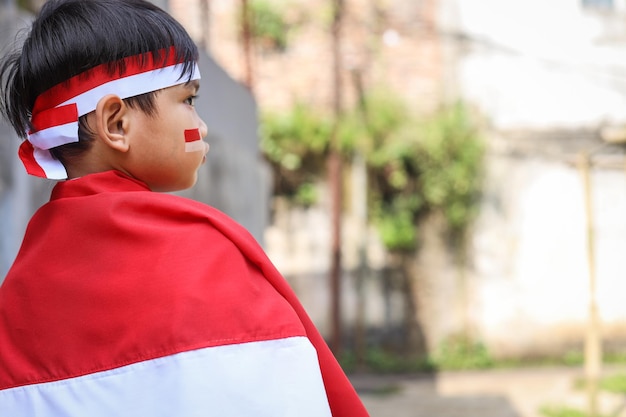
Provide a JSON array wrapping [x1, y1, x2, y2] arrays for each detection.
[[0, 1, 369, 416]]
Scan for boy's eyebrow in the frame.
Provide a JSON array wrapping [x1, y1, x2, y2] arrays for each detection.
[[185, 79, 200, 92]]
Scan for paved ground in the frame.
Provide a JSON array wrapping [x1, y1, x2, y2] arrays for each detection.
[[350, 367, 626, 417]]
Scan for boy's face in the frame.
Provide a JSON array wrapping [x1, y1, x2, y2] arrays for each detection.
[[123, 80, 209, 192]]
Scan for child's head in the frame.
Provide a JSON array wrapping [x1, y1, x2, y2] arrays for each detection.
[[0, 0, 209, 190]]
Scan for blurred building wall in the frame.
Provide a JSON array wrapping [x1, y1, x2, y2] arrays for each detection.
[[447, 0, 626, 356], [195, 0, 626, 358], [0, 4, 52, 279]]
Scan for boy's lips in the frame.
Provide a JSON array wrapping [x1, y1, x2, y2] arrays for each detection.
[[202, 142, 210, 163]]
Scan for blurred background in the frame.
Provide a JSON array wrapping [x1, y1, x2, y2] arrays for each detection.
[[3, 0, 626, 416]]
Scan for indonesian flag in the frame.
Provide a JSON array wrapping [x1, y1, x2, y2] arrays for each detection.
[[0, 171, 369, 416], [185, 128, 206, 153]]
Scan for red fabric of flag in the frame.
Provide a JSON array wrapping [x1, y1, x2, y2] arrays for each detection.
[[0, 170, 369, 416]]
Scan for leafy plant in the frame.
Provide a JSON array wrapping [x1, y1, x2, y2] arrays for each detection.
[[540, 405, 610, 417], [243, 0, 290, 51], [260, 90, 485, 252], [260, 103, 332, 202], [432, 333, 493, 370], [339, 348, 433, 374], [378, 208, 418, 251], [416, 102, 485, 240], [363, 97, 485, 252], [294, 182, 317, 207], [600, 373, 626, 393], [541, 373, 626, 417]]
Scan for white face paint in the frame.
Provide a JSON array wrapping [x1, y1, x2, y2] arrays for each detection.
[[184, 128, 209, 154]]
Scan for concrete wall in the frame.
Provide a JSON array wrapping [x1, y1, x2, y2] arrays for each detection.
[[449, 0, 626, 129], [466, 130, 626, 357], [0, 4, 52, 279], [443, 0, 626, 356]]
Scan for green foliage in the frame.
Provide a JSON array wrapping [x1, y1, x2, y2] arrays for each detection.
[[432, 334, 493, 370], [260, 103, 331, 201], [599, 373, 626, 393], [362, 96, 485, 252], [540, 406, 610, 417], [339, 348, 433, 374], [294, 182, 317, 207], [366, 348, 414, 373], [541, 374, 626, 417], [604, 350, 626, 364], [340, 347, 626, 375], [260, 89, 485, 252], [354, 89, 409, 156], [563, 349, 584, 366], [261, 103, 331, 164], [417, 103, 485, 237], [339, 339, 495, 373], [378, 209, 418, 251], [17, 0, 35, 12], [245, 0, 290, 51], [601, 374, 626, 393]]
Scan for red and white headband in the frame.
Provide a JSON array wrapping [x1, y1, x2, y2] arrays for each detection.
[[20, 47, 201, 179]]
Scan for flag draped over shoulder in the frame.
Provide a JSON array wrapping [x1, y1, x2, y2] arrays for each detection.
[[0, 170, 369, 417]]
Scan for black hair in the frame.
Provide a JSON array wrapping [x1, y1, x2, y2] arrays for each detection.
[[0, 0, 198, 166]]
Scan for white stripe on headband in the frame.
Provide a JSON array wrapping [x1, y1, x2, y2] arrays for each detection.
[[21, 62, 200, 179], [19, 141, 69, 180]]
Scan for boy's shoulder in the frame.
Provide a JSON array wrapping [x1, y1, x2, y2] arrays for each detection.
[[44, 169, 254, 244]]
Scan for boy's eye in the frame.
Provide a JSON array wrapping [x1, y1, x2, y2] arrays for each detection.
[[185, 95, 197, 106]]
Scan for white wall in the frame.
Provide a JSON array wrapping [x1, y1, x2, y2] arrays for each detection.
[[450, 0, 626, 129], [445, 0, 626, 355]]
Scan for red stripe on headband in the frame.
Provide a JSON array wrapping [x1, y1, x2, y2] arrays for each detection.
[[184, 128, 202, 143], [18, 141, 47, 178], [32, 47, 182, 115], [29, 103, 78, 134]]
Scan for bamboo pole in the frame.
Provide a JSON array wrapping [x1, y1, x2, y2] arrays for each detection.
[[579, 151, 601, 417]]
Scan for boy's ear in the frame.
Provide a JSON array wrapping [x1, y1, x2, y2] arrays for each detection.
[[94, 94, 130, 152]]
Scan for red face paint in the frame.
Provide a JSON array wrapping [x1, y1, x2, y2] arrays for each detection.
[[184, 128, 202, 143], [184, 128, 206, 153]]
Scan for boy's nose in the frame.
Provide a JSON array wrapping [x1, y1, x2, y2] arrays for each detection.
[[199, 118, 208, 139]]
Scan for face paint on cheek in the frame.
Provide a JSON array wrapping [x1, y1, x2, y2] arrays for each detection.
[[184, 128, 206, 153]]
